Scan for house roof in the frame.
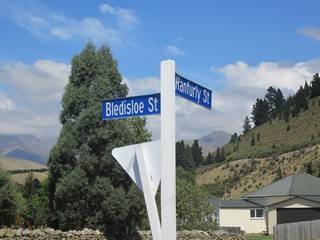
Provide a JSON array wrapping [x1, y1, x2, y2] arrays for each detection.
[[212, 199, 262, 208], [246, 173, 320, 198]]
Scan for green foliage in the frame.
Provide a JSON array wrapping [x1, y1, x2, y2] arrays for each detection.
[[229, 132, 238, 143], [177, 166, 196, 184], [243, 116, 251, 134], [48, 42, 150, 239], [0, 170, 25, 227], [251, 133, 255, 146], [205, 152, 214, 165], [191, 140, 204, 166], [176, 141, 195, 171], [251, 98, 269, 126], [176, 178, 214, 230], [310, 73, 320, 98], [265, 87, 285, 118], [20, 175, 48, 228]]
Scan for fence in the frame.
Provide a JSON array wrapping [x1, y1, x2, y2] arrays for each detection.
[[273, 219, 320, 240]]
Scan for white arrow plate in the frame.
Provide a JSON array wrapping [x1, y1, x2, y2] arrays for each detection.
[[112, 140, 161, 196]]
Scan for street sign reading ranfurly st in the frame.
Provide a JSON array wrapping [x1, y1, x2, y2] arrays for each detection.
[[175, 73, 212, 110]]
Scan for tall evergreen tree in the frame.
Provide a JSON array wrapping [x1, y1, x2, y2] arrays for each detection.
[[206, 152, 215, 165], [191, 140, 204, 166], [229, 133, 238, 143], [215, 147, 221, 163], [251, 98, 269, 126], [265, 86, 278, 118], [265, 87, 285, 118], [304, 81, 310, 97], [243, 116, 251, 134], [310, 73, 320, 98], [47, 42, 150, 239], [176, 141, 195, 171]]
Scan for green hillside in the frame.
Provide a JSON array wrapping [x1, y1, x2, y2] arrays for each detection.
[[223, 96, 320, 161]]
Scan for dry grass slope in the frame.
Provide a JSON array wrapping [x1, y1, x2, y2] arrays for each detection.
[[0, 156, 48, 183], [197, 143, 320, 198], [223, 96, 320, 161], [0, 156, 46, 170]]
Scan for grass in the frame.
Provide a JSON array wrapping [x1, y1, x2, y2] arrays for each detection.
[[245, 234, 272, 240], [10, 171, 48, 184], [223, 96, 320, 161], [196, 96, 320, 198], [0, 156, 46, 170], [0, 156, 48, 184], [197, 143, 320, 198]]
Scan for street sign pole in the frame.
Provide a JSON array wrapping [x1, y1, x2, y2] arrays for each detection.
[[161, 60, 176, 240]]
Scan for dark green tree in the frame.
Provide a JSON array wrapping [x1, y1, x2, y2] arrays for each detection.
[[47, 42, 150, 239], [0, 170, 24, 227], [251, 98, 269, 126], [243, 116, 251, 134], [215, 147, 221, 162], [229, 133, 238, 143], [304, 81, 310, 97], [251, 133, 255, 146], [176, 141, 195, 171], [265, 87, 285, 118], [191, 140, 204, 166], [206, 152, 215, 165], [310, 73, 320, 98], [220, 147, 226, 162]]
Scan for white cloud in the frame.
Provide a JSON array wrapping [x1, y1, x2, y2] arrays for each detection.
[[123, 77, 159, 96], [0, 59, 70, 137], [298, 27, 320, 42], [0, 93, 15, 111], [0, 2, 138, 44], [0, 60, 70, 102], [165, 45, 186, 56], [99, 3, 138, 27], [214, 60, 318, 92]]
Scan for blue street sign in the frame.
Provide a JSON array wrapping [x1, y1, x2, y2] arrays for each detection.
[[175, 73, 212, 109], [102, 93, 161, 120]]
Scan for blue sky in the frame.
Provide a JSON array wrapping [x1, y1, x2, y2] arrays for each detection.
[[0, 0, 320, 140]]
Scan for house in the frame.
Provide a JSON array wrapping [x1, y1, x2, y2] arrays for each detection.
[[212, 173, 320, 234]]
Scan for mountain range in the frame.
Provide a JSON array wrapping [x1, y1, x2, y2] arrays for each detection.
[[0, 134, 56, 164], [185, 130, 232, 155]]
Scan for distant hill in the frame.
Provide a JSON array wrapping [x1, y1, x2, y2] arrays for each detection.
[[196, 96, 320, 198], [0, 134, 55, 164], [197, 143, 320, 199], [221, 96, 320, 161], [4, 148, 46, 164], [0, 156, 46, 171], [0, 156, 48, 184], [185, 130, 231, 155]]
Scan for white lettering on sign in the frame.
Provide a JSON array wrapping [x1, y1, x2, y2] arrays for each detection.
[[105, 97, 160, 118], [175, 76, 202, 104]]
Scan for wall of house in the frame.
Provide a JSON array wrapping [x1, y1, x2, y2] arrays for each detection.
[[267, 197, 320, 234], [219, 208, 266, 233]]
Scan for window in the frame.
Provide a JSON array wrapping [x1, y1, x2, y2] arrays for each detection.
[[250, 209, 264, 218]]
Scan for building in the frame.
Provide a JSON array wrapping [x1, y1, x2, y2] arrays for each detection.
[[213, 173, 320, 234]]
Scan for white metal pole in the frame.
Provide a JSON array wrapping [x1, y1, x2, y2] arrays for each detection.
[[160, 60, 176, 240], [136, 145, 162, 240]]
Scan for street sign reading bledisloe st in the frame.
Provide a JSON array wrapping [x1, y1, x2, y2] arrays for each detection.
[[102, 93, 160, 120], [175, 73, 212, 109]]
